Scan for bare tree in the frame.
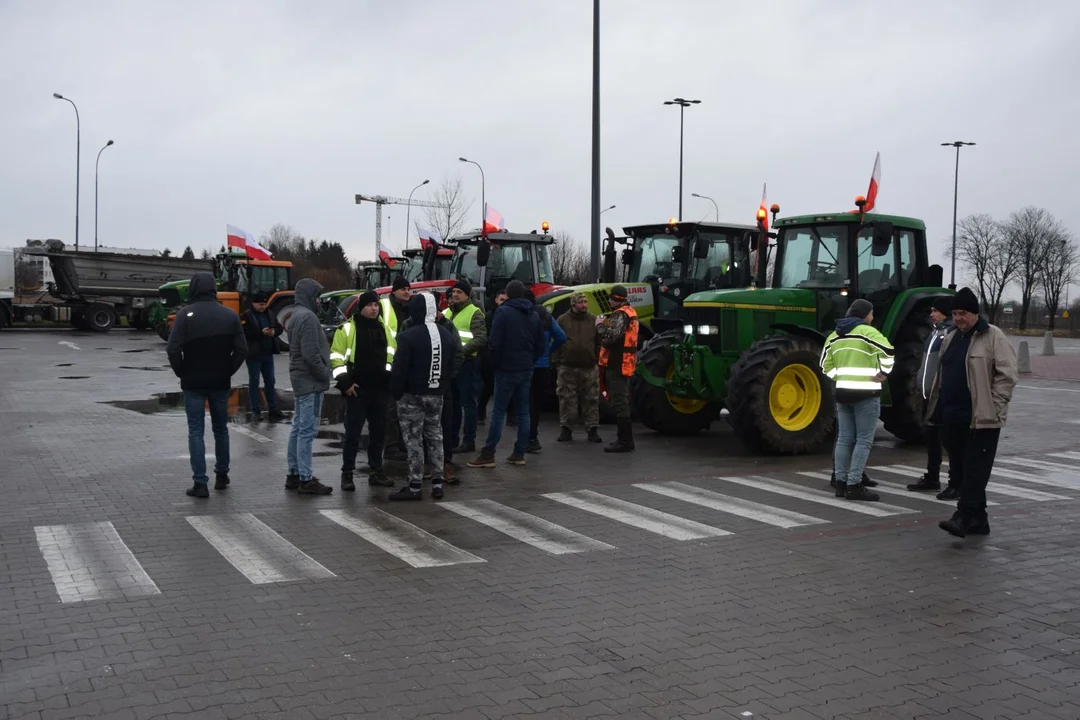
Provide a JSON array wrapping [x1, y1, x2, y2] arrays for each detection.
[[1002, 207, 1064, 330], [200, 247, 212, 260], [550, 231, 591, 285], [1039, 232, 1076, 330], [260, 223, 302, 255], [955, 213, 1019, 325], [423, 174, 473, 242]]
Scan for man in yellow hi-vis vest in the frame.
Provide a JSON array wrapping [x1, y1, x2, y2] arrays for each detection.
[[330, 291, 397, 492], [444, 280, 487, 454]]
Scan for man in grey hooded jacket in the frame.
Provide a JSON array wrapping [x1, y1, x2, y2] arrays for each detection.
[[285, 278, 333, 495]]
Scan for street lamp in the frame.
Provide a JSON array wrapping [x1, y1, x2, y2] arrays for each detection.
[[458, 157, 485, 234], [600, 204, 615, 215], [691, 193, 718, 222], [663, 97, 701, 221], [94, 140, 115, 252], [404, 178, 430, 249], [53, 93, 81, 251], [942, 140, 976, 288]]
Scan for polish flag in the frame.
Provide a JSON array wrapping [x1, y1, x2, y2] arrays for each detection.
[[864, 152, 881, 212], [417, 228, 441, 249], [483, 204, 505, 234], [757, 183, 769, 231], [226, 224, 272, 260], [379, 242, 401, 268]]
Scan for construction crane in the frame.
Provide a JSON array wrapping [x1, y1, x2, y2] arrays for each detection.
[[354, 194, 444, 256]]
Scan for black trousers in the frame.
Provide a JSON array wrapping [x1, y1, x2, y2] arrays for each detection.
[[939, 425, 1001, 518], [478, 358, 494, 421], [529, 367, 550, 441], [925, 425, 958, 486], [342, 389, 388, 474]]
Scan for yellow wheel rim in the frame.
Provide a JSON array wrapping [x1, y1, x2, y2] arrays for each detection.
[[665, 366, 707, 414], [768, 363, 821, 432]]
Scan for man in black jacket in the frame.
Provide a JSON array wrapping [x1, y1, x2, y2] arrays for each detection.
[[166, 272, 247, 498], [241, 292, 284, 421], [388, 293, 458, 501], [330, 291, 396, 491]]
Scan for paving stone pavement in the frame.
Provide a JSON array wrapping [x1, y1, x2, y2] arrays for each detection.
[[3, 330, 1080, 719]]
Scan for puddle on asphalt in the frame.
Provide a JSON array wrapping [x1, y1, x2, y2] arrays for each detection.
[[117, 366, 167, 371], [56, 363, 73, 367], [60, 376, 91, 380], [102, 387, 349, 424], [120, 348, 153, 353]]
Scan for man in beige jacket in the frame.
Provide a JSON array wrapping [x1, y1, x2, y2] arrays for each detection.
[[924, 287, 1018, 538]]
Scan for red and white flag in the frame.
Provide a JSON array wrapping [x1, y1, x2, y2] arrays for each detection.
[[483, 204, 505, 234], [417, 228, 441, 249], [863, 152, 881, 212], [378, 242, 401, 267], [226, 224, 272, 260]]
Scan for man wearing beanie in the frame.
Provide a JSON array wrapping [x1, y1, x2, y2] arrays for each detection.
[[380, 276, 412, 463], [906, 296, 957, 494], [444, 280, 487, 455], [596, 285, 639, 452], [329, 291, 396, 491], [240, 291, 284, 421], [924, 287, 1018, 538], [820, 298, 895, 501], [468, 279, 545, 467]]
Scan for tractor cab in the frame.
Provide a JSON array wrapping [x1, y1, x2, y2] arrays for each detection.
[[402, 246, 453, 283], [623, 220, 755, 330], [448, 226, 559, 312], [359, 258, 408, 291]]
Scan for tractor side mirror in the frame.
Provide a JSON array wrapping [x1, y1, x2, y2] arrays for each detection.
[[620, 248, 633, 266], [605, 227, 615, 242], [871, 222, 894, 257], [928, 264, 944, 288], [739, 231, 753, 255], [476, 241, 491, 267], [693, 237, 710, 259], [671, 246, 687, 264]]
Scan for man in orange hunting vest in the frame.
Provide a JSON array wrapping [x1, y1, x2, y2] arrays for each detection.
[[597, 284, 638, 453]]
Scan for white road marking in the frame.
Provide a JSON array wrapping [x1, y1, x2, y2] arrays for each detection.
[[34, 522, 160, 603], [713, 476, 915, 517], [440, 500, 615, 554], [58, 340, 81, 350], [1016, 385, 1080, 393], [541, 490, 731, 540], [799, 470, 995, 507], [994, 458, 1080, 489], [320, 509, 486, 568], [229, 424, 273, 444], [1050, 451, 1080, 462], [635, 481, 827, 528], [883, 464, 1067, 501], [186, 514, 336, 584]]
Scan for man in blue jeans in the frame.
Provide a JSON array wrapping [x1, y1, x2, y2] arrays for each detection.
[[820, 298, 894, 501], [166, 272, 247, 498], [284, 278, 334, 495], [241, 292, 284, 421], [468, 280, 545, 468]]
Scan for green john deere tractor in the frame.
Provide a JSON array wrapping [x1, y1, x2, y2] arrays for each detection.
[[631, 205, 952, 454], [538, 220, 755, 342]]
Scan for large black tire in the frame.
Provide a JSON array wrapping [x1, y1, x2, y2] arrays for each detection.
[[880, 323, 930, 442], [726, 334, 834, 455], [131, 309, 150, 330], [271, 296, 297, 350], [155, 322, 171, 342], [0, 303, 10, 330], [86, 303, 116, 333], [631, 330, 722, 435]]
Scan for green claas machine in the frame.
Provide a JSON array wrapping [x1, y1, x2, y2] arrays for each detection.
[[631, 203, 951, 454], [538, 220, 755, 342]]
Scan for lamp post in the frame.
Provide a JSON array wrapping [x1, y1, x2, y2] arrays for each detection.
[[691, 193, 718, 222], [53, 93, 81, 251], [404, 178, 430, 249], [458, 157, 485, 233], [94, 140, 114, 251], [600, 204, 615, 215], [941, 140, 976, 288], [590, 0, 601, 282], [664, 97, 700, 221]]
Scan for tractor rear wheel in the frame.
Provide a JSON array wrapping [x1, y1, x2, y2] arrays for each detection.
[[631, 330, 721, 435], [726, 334, 834, 455], [880, 323, 930, 442]]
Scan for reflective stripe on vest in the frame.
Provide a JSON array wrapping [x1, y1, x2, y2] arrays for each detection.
[[598, 305, 639, 377], [380, 297, 399, 337], [443, 303, 480, 347], [332, 316, 395, 377]]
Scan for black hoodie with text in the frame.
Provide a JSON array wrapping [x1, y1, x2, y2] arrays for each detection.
[[389, 293, 458, 400], [166, 272, 247, 390]]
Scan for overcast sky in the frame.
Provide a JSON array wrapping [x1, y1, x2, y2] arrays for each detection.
[[3, 0, 1078, 285]]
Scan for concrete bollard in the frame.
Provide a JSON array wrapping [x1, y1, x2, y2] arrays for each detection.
[[1042, 331, 1056, 356], [1018, 341, 1032, 374]]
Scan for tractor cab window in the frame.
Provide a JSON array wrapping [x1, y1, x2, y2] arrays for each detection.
[[451, 247, 482, 286], [855, 227, 916, 291], [249, 265, 279, 295], [274, 267, 290, 291], [535, 244, 554, 284], [495, 246, 534, 283], [630, 235, 680, 283], [690, 234, 735, 288], [776, 224, 849, 289]]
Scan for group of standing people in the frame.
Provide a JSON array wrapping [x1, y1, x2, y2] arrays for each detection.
[[822, 287, 1019, 538]]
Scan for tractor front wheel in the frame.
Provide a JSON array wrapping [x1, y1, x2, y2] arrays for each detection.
[[726, 334, 834, 455], [631, 330, 721, 436]]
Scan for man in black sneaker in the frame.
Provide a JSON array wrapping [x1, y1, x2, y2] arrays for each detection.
[[166, 272, 247, 498], [388, 293, 458, 500], [330, 291, 396, 492], [241, 292, 285, 421], [907, 297, 957, 494], [924, 288, 1018, 537]]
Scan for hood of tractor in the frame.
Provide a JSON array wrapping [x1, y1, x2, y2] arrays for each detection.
[[681, 287, 817, 312]]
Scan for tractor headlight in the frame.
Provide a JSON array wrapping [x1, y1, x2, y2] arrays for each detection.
[[683, 324, 694, 335], [697, 325, 719, 335]]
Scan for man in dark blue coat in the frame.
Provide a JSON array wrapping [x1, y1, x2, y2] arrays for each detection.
[[467, 280, 545, 468]]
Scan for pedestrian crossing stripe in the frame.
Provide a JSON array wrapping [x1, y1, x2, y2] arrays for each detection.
[[27, 454, 1080, 603]]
